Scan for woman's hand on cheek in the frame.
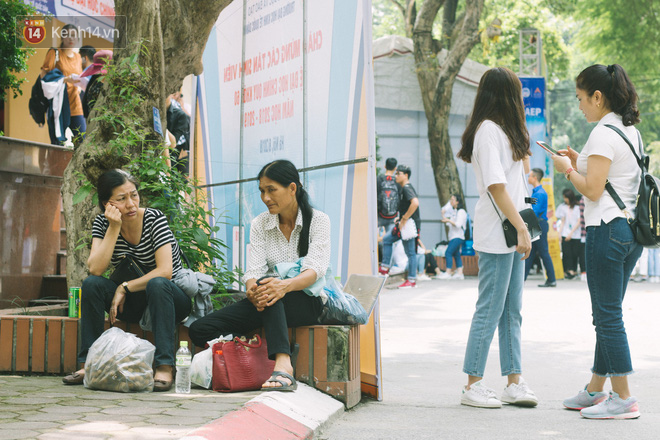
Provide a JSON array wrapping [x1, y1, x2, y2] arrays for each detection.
[[105, 203, 122, 227]]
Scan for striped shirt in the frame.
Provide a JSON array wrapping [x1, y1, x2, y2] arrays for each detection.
[[92, 208, 183, 277]]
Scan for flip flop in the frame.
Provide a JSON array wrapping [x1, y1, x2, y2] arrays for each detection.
[[260, 371, 297, 392]]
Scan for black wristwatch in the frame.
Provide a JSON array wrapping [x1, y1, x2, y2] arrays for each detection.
[[121, 281, 131, 294]]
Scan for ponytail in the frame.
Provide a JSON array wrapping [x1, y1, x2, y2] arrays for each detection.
[[296, 186, 313, 257], [576, 64, 640, 126]]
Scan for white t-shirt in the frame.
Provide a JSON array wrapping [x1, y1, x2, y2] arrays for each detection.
[[576, 112, 642, 227], [447, 208, 468, 241], [555, 203, 582, 239], [471, 120, 528, 254]]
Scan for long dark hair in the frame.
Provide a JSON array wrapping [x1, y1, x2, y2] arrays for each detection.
[[576, 64, 640, 126], [258, 160, 313, 257], [97, 169, 139, 211], [458, 67, 530, 163], [452, 193, 464, 210], [563, 188, 578, 208], [59, 24, 79, 48]]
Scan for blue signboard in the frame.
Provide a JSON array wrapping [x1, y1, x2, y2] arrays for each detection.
[[521, 77, 550, 176]]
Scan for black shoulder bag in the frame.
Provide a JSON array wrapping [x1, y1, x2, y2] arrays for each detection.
[[603, 124, 660, 248]]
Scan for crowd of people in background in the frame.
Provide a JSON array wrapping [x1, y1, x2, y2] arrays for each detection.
[[32, 23, 190, 170]]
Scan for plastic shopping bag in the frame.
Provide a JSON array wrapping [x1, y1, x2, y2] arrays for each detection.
[[190, 335, 232, 389], [318, 276, 369, 325], [84, 327, 155, 393]]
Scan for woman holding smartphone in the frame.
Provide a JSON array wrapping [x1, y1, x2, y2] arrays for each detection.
[[551, 64, 643, 419], [456, 67, 536, 409]]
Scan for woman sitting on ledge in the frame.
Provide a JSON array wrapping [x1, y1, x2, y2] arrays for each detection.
[[189, 159, 331, 391], [62, 169, 191, 392]]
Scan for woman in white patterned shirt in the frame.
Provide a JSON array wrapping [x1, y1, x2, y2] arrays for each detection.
[[62, 169, 191, 392], [190, 160, 330, 391]]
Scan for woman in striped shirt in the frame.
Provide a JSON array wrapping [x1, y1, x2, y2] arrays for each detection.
[[62, 169, 191, 392]]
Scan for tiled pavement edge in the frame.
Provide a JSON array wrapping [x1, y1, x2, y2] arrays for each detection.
[[0, 376, 343, 439]]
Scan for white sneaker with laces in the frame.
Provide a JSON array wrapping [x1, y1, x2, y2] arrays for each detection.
[[451, 273, 465, 280], [417, 274, 432, 281], [562, 385, 608, 410], [501, 379, 538, 407], [436, 271, 451, 280], [461, 381, 502, 408]]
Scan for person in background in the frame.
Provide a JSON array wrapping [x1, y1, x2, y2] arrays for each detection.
[[40, 23, 86, 145], [166, 92, 191, 174], [80, 46, 96, 75], [648, 247, 660, 283], [555, 188, 582, 279], [523, 168, 557, 287], [457, 67, 536, 409], [378, 164, 421, 289], [578, 195, 587, 281], [552, 63, 643, 419], [80, 50, 113, 120], [377, 157, 400, 236], [438, 194, 467, 279]]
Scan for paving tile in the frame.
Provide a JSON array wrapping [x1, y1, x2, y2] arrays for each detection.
[[0, 429, 41, 440], [39, 406, 101, 414], [100, 407, 163, 416], [80, 414, 145, 424], [163, 408, 226, 418], [0, 421, 60, 430], [38, 433, 109, 440], [144, 415, 212, 426], [0, 412, 18, 420], [18, 413, 79, 423], [63, 421, 131, 432], [4, 397, 60, 405], [116, 399, 178, 409], [124, 426, 193, 437]]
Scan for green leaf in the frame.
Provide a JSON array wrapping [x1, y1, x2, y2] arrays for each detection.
[[73, 185, 92, 205]]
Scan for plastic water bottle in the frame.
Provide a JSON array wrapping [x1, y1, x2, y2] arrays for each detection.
[[175, 341, 192, 394]]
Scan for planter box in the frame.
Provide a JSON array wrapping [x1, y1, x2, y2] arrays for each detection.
[[435, 254, 479, 276]]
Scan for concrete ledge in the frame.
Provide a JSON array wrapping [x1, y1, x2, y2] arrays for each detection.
[[181, 383, 344, 440]]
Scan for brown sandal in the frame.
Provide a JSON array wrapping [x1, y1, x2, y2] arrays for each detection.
[[62, 371, 84, 385], [153, 379, 173, 392]]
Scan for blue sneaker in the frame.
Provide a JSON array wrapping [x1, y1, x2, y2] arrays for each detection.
[[563, 385, 608, 410], [580, 391, 640, 419]]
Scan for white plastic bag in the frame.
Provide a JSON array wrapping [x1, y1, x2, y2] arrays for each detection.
[[190, 335, 232, 389], [84, 327, 155, 393], [400, 218, 417, 240]]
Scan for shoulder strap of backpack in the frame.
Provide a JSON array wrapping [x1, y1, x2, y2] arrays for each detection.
[[602, 124, 643, 217], [604, 124, 646, 171]]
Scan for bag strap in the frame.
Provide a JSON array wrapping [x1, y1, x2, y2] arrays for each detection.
[[234, 334, 263, 349], [602, 124, 644, 217]]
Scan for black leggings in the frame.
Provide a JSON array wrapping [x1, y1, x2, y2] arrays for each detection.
[[189, 291, 323, 360]]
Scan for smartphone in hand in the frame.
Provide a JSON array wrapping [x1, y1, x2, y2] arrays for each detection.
[[536, 140, 561, 156]]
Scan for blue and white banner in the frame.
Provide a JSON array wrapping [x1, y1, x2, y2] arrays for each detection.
[[521, 77, 551, 176]]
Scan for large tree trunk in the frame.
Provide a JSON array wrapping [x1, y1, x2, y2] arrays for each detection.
[[409, 0, 484, 207], [62, 0, 233, 288]]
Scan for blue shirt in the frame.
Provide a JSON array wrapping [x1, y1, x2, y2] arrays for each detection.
[[531, 185, 548, 221]]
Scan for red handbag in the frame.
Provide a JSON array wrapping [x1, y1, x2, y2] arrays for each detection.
[[211, 334, 275, 392]]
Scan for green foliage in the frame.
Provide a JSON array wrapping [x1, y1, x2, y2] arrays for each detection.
[[469, 0, 571, 82], [572, 0, 660, 144], [372, 0, 407, 38], [73, 44, 238, 301], [0, 0, 37, 100]]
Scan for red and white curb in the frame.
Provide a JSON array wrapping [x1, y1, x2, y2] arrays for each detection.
[[181, 383, 345, 440]]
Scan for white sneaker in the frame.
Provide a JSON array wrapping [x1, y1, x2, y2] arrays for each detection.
[[435, 271, 451, 280], [461, 381, 502, 408], [580, 272, 587, 282], [501, 379, 538, 407], [451, 273, 465, 280], [417, 274, 432, 281]]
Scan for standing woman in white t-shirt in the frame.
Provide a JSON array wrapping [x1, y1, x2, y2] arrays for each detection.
[[456, 67, 537, 409], [439, 194, 467, 279], [555, 188, 582, 279], [552, 64, 643, 419]]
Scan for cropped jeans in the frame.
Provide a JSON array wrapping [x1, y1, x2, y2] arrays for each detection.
[[586, 218, 642, 377], [463, 251, 524, 377], [445, 238, 464, 269]]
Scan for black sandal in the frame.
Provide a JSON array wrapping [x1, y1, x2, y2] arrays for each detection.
[[260, 371, 297, 392]]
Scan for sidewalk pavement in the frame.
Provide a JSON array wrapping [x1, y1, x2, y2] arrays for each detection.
[[0, 374, 343, 440]]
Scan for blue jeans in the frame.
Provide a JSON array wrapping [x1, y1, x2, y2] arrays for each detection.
[[78, 276, 192, 367], [446, 238, 464, 269], [586, 218, 642, 377], [463, 251, 524, 377], [524, 219, 555, 282], [381, 233, 417, 281]]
